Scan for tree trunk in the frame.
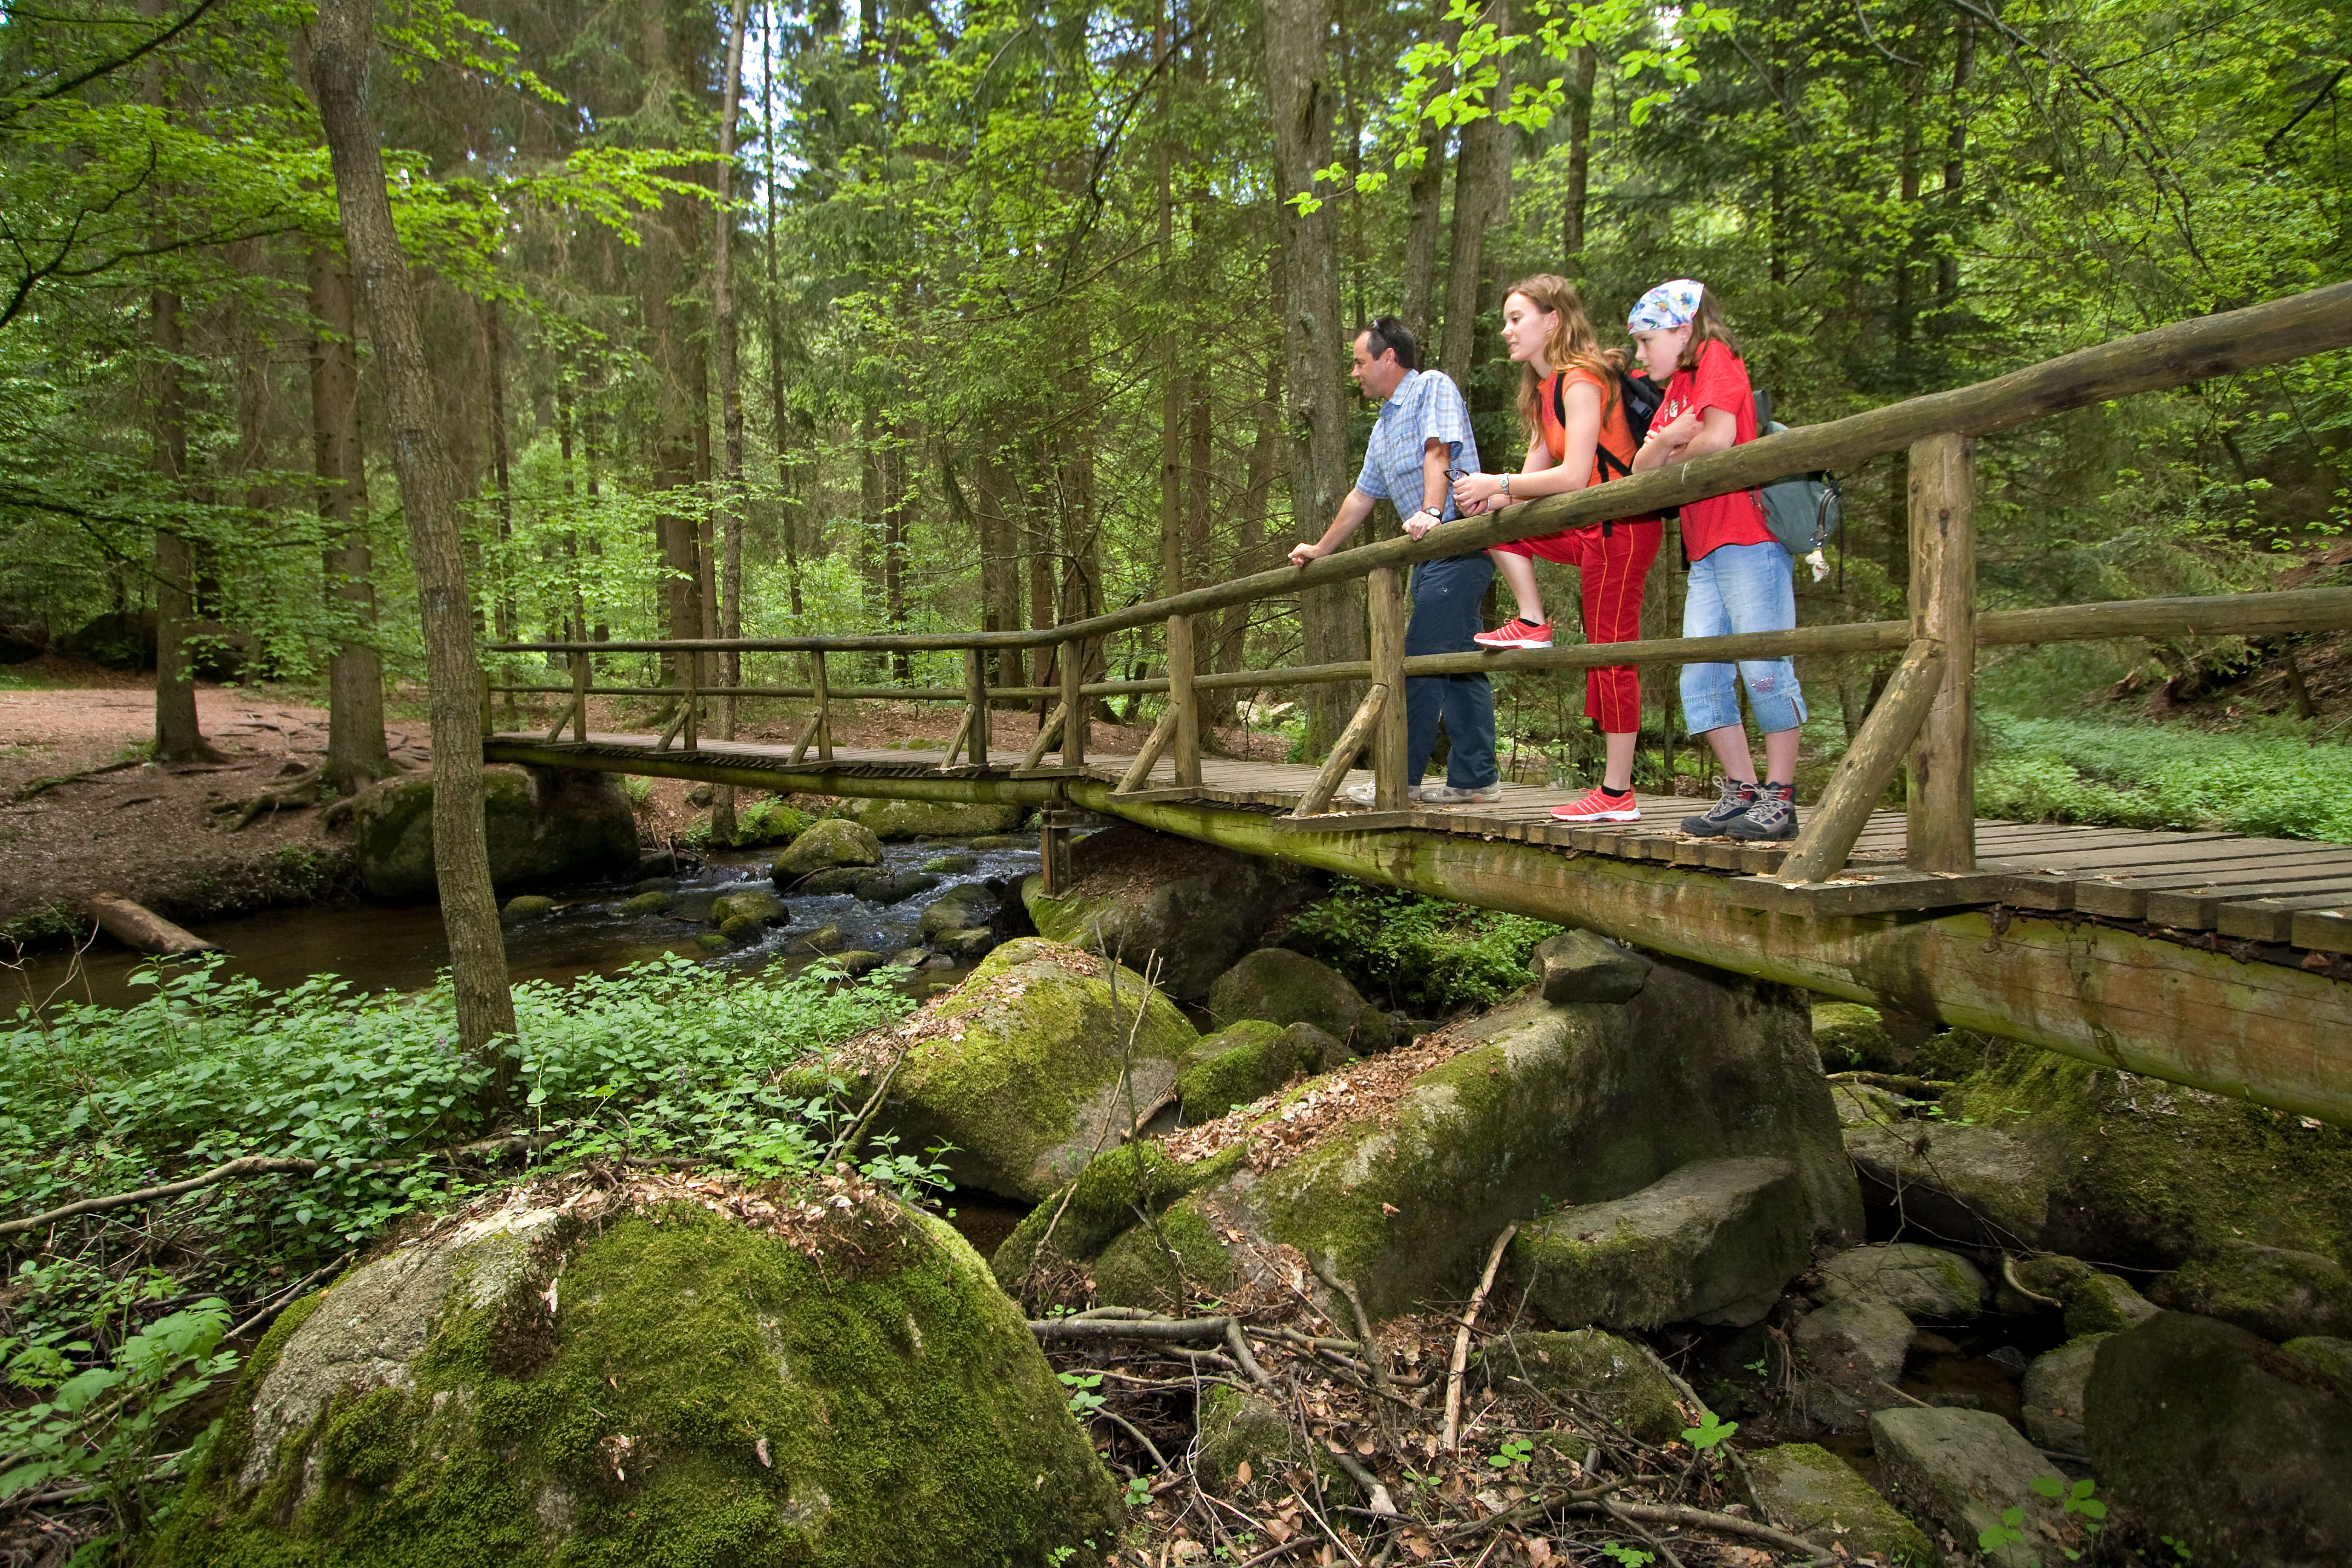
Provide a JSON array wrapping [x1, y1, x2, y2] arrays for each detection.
[[1936, 15, 1975, 325], [483, 297, 515, 644], [304, 0, 517, 1079], [1264, 0, 1362, 751], [309, 242, 392, 795], [1440, 0, 1511, 384], [1561, 44, 1596, 275], [973, 442, 1022, 693], [1209, 344, 1282, 725], [709, 0, 750, 846], [150, 287, 215, 765], [1400, 8, 1457, 345]]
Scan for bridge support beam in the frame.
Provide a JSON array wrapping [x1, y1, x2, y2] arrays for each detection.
[[1073, 785, 2352, 1127]]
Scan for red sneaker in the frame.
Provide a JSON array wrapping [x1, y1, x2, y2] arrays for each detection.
[[1474, 618, 1553, 650], [1551, 785, 1641, 823]]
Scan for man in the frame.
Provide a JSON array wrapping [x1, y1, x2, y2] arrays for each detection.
[[1288, 317, 1499, 805]]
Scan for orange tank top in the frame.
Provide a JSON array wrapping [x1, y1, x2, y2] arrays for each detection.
[[1536, 368, 1647, 506]]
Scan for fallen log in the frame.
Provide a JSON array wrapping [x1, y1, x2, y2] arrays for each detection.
[[88, 892, 220, 956]]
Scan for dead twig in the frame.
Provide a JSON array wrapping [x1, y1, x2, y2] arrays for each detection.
[[1443, 1223, 1517, 1454], [0, 1155, 321, 1240]]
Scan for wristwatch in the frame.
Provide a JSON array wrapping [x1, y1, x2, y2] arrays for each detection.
[[1499, 473, 1513, 500]]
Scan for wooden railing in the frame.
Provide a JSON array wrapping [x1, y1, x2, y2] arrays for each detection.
[[488, 283, 2352, 886]]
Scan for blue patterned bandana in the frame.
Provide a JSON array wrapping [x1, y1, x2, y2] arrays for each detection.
[[1627, 278, 1705, 333]]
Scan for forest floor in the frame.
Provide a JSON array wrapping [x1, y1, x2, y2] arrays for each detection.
[[0, 659, 1298, 944]]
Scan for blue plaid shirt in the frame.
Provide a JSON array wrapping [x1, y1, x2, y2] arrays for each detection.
[[1354, 368, 1480, 528]]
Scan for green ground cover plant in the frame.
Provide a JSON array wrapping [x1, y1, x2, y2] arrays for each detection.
[[1281, 881, 1560, 1016], [1976, 713, 2352, 843]]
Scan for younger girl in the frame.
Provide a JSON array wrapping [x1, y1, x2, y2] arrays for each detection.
[[1627, 278, 1808, 843], [1450, 274, 1661, 823]]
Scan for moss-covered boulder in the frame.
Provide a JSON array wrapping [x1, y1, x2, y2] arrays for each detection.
[[1870, 1405, 2070, 1568], [1206, 947, 1392, 1053], [918, 884, 999, 941], [2066, 1272, 2159, 1337], [733, 796, 815, 846], [501, 895, 555, 923], [1941, 1045, 2352, 1269], [1022, 825, 1319, 1000], [1810, 1002, 1896, 1071], [839, 797, 1026, 841], [1504, 1330, 1682, 1446], [1177, 1021, 1350, 1122], [1192, 1385, 1355, 1501], [353, 765, 638, 900], [853, 938, 1195, 1202], [2151, 1240, 2352, 1342], [854, 870, 939, 906], [2086, 1312, 2352, 1567], [1028, 955, 1860, 1321], [1745, 1443, 1937, 1566], [2021, 1333, 2106, 1455], [2284, 1334, 2352, 1387], [621, 890, 673, 915], [152, 1175, 1119, 1567], [771, 819, 883, 882], [1843, 1116, 2051, 1250], [710, 887, 787, 927]]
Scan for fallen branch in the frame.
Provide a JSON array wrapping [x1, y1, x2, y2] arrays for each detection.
[[1443, 1223, 1517, 1453], [1029, 1315, 1236, 1345], [1565, 1499, 1832, 1564], [88, 891, 218, 956], [0, 1154, 318, 1240], [10, 756, 145, 802]]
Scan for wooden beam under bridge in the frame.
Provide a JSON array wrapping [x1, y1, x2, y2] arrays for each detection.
[[1065, 785, 2352, 1129], [485, 739, 2352, 1126]]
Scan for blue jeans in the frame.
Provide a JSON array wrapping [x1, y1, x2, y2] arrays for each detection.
[[1680, 541, 1808, 736], [1404, 554, 1497, 788]]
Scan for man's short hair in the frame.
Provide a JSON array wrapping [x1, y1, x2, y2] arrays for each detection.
[[1356, 315, 1419, 371]]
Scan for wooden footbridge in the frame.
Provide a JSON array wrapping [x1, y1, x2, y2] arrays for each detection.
[[488, 286, 2352, 1126]]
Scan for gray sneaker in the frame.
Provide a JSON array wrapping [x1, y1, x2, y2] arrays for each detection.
[[1726, 783, 1799, 841], [1680, 779, 1759, 836], [1415, 782, 1504, 805]]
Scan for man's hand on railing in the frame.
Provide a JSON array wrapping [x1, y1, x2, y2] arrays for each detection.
[[1287, 539, 1328, 567]]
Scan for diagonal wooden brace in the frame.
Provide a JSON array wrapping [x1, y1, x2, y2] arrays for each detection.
[[1292, 682, 1390, 818], [1775, 638, 1947, 885]]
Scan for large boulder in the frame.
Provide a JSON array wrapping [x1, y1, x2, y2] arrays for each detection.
[[848, 938, 1195, 1201], [1812, 1243, 1987, 1321], [1001, 954, 1860, 1321], [1870, 1405, 2075, 1568], [1021, 825, 1318, 1000], [838, 796, 1026, 841], [1842, 1116, 2053, 1251], [730, 796, 814, 846], [1505, 1329, 1684, 1446], [1811, 1001, 1898, 1071], [770, 818, 883, 882], [1514, 1157, 1812, 1330], [154, 1174, 1118, 1566], [352, 765, 636, 900], [2020, 1334, 2106, 1455], [1792, 1292, 1913, 1406], [1207, 947, 1393, 1054], [2151, 1240, 2352, 1342], [918, 883, 1000, 942], [2086, 1312, 2352, 1567], [1178, 1021, 1351, 1123], [1745, 1443, 1937, 1566]]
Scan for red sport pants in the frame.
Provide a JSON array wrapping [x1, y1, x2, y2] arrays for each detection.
[[1493, 517, 1662, 733]]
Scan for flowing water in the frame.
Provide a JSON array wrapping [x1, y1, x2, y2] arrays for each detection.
[[10, 835, 1047, 1013]]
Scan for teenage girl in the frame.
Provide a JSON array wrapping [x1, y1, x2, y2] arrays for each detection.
[[1625, 279, 1808, 843], [1449, 274, 1661, 823]]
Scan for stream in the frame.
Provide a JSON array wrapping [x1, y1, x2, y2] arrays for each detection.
[[10, 834, 1050, 1014]]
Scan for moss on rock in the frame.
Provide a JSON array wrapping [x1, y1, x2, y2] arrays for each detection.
[[1206, 948, 1392, 1053], [734, 797, 816, 846], [872, 938, 1195, 1202], [1809, 1002, 1895, 1071], [154, 1183, 1118, 1568], [1505, 1330, 1683, 1446], [353, 765, 636, 901], [840, 798, 1025, 841], [2152, 1240, 2352, 1343], [1745, 1443, 1936, 1566], [1176, 1021, 1344, 1122], [771, 819, 883, 880]]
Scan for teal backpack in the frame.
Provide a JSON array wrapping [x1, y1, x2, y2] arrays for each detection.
[[1751, 390, 1843, 558]]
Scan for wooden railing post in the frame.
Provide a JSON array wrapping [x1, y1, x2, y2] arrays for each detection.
[[477, 667, 494, 736], [964, 645, 991, 766], [1907, 433, 1977, 871], [1368, 567, 1408, 809], [1166, 613, 1201, 787], [1060, 638, 1086, 768], [570, 648, 589, 742], [682, 648, 700, 751]]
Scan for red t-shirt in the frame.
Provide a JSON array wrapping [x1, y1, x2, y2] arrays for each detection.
[[1654, 339, 1772, 561]]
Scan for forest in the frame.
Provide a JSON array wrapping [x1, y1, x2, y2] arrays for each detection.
[[2, 0, 2348, 777]]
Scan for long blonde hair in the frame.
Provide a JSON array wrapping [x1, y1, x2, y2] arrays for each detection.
[[1505, 274, 1624, 437]]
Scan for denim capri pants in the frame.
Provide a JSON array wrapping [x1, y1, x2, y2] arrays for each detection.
[[1679, 540, 1808, 736]]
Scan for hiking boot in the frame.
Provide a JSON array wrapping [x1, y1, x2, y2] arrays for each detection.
[[1725, 783, 1800, 841], [1415, 782, 1505, 805], [1473, 618, 1554, 650], [1680, 779, 1759, 837], [1550, 785, 1641, 823]]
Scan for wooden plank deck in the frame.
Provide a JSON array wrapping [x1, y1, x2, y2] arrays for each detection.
[[493, 730, 2352, 951]]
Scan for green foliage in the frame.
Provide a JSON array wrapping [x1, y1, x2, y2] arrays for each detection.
[[1488, 1434, 1535, 1469], [1680, 1410, 1737, 1451], [1, 955, 917, 1367], [0, 1293, 235, 1547], [1977, 713, 2352, 843], [1599, 1545, 1655, 1567], [1283, 881, 1560, 1014], [2031, 1474, 2108, 1560], [1979, 1503, 2030, 1553], [1057, 1370, 1105, 1417]]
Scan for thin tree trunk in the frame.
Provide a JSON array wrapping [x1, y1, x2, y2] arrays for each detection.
[[1440, 0, 1511, 384], [309, 242, 392, 794], [709, 0, 750, 845], [305, 0, 517, 1077], [1936, 15, 1975, 325], [973, 442, 1022, 693], [483, 298, 515, 644], [1400, 9, 1457, 345], [150, 285, 214, 764], [1264, 0, 1362, 751], [1561, 44, 1596, 275]]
